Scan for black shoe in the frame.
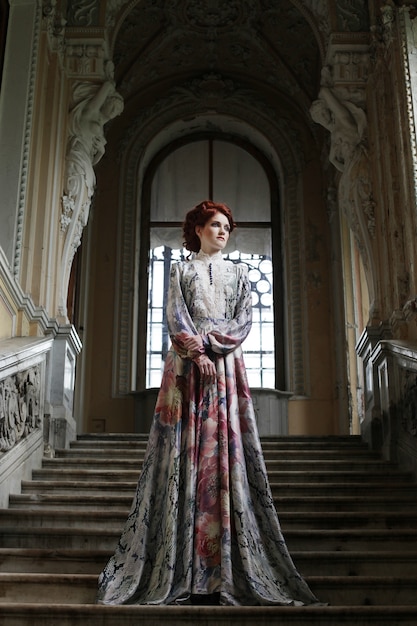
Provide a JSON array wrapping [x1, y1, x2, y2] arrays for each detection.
[[190, 593, 220, 605]]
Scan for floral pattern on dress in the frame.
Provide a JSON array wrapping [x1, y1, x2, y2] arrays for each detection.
[[97, 251, 319, 606]]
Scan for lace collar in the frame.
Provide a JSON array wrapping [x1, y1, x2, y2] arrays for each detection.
[[194, 250, 224, 265]]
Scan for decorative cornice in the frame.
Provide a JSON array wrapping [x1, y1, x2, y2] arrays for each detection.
[[1, 243, 58, 337]]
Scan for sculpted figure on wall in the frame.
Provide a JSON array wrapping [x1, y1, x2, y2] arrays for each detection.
[[62, 76, 124, 228], [310, 66, 376, 309], [60, 72, 124, 318], [0, 367, 41, 452]]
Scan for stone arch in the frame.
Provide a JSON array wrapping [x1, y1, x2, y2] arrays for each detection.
[[112, 90, 313, 399]]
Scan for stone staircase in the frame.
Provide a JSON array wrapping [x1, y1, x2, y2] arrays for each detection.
[[1, 433, 417, 625]]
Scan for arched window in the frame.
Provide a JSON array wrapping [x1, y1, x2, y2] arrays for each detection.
[[140, 137, 283, 390]]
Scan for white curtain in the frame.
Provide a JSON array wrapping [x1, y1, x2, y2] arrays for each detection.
[[150, 140, 272, 255]]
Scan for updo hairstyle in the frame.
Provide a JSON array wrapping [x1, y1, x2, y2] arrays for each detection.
[[182, 200, 236, 253]]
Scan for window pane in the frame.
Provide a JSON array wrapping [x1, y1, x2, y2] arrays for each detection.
[[146, 246, 276, 389], [262, 371, 275, 388], [247, 370, 262, 387], [150, 325, 163, 351], [245, 354, 261, 370], [149, 370, 163, 388]]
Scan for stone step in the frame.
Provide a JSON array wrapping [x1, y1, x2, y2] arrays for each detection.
[[3, 432, 417, 624], [1, 507, 416, 532], [0, 572, 416, 606], [20, 478, 417, 498], [69, 439, 374, 454], [10, 492, 417, 513], [2, 527, 417, 552], [2, 547, 417, 577], [62, 446, 378, 459], [48, 455, 397, 472], [0, 603, 415, 626], [76, 434, 366, 445], [77, 434, 150, 442], [30, 466, 413, 484], [0, 548, 111, 574], [1, 604, 417, 626]]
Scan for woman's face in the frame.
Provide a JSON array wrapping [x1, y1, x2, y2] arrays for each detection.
[[196, 211, 231, 255]]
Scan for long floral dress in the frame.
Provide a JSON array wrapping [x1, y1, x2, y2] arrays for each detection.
[[97, 250, 319, 606]]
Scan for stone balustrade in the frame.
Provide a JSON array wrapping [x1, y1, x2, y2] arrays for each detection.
[[357, 330, 417, 479]]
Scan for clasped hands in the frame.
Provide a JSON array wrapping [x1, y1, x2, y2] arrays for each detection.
[[182, 334, 216, 383]]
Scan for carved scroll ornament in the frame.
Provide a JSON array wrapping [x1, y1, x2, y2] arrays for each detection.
[[0, 366, 41, 452]]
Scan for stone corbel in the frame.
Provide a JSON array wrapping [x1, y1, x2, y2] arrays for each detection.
[[326, 32, 370, 98], [65, 39, 110, 79]]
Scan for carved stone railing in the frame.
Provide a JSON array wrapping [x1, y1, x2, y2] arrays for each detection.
[[0, 363, 41, 452], [0, 338, 53, 453], [357, 330, 417, 479], [0, 337, 53, 507]]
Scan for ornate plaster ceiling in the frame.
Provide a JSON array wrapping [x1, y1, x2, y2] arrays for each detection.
[[64, 1, 371, 162], [112, 0, 321, 108]]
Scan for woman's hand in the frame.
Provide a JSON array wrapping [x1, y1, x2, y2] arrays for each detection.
[[182, 334, 203, 353], [194, 354, 216, 383]]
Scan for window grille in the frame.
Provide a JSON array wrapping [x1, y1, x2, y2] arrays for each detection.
[[146, 246, 274, 388]]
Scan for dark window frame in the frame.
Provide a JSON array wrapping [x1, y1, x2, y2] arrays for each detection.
[[138, 133, 284, 390]]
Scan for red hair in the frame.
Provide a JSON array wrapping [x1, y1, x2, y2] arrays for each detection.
[[182, 200, 236, 253]]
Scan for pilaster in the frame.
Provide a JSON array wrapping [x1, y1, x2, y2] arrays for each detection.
[[0, 0, 40, 270], [44, 325, 82, 450]]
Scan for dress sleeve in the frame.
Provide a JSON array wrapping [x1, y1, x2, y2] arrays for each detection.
[[207, 263, 253, 355], [166, 263, 204, 360]]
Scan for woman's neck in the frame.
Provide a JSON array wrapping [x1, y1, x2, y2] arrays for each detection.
[[196, 249, 223, 259]]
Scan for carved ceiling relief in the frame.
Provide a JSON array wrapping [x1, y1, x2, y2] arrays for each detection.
[[117, 73, 305, 169], [336, 0, 370, 32], [66, 0, 100, 27], [111, 0, 319, 106]]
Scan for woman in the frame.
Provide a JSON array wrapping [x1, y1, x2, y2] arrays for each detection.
[[97, 200, 319, 606]]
